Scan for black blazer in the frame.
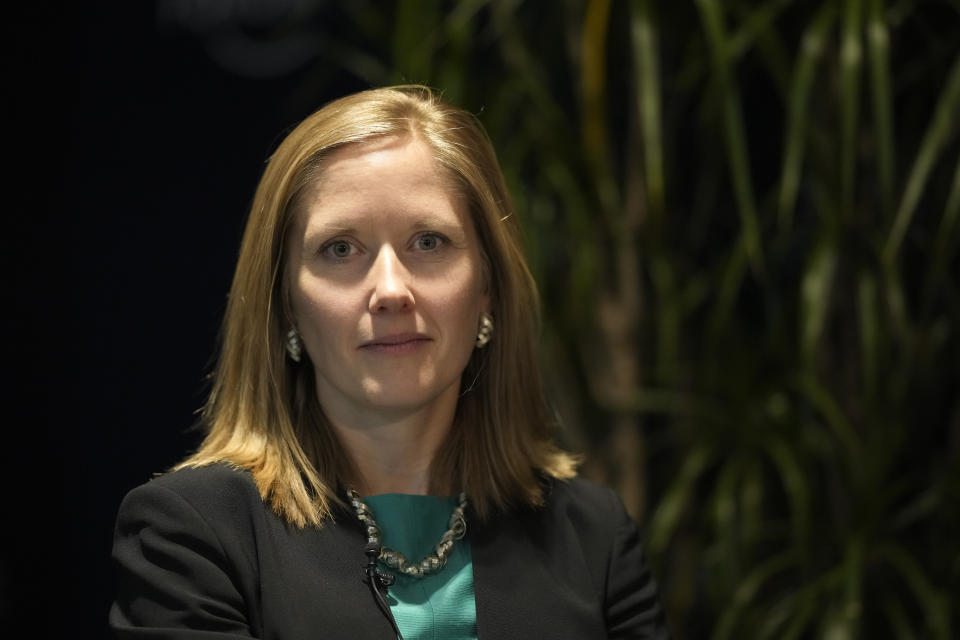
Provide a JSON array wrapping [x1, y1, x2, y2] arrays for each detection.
[[110, 465, 669, 639]]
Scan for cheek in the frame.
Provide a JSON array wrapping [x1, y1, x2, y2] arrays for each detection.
[[292, 279, 347, 335], [439, 277, 486, 329]]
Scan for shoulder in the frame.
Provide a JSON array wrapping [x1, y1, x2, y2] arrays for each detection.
[[547, 475, 619, 504], [493, 476, 635, 553], [111, 465, 272, 635], [113, 464, 273, 597], [134, 463, 259, 500], [121, 463, 260, 508], [542, 476, 631, 526], [115, 463, 267, 538]]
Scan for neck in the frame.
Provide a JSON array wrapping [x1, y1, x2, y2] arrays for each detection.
[[321, 384, 459, 497]]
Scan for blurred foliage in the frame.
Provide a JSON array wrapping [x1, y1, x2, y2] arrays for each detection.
[[270, 0, 960, 637]]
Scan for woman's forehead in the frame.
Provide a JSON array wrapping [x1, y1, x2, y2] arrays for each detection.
[[298, 139, 468, 221]]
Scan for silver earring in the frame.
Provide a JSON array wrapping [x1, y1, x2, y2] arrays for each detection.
[[475, 312, 494, 348], [285, 328, 303, 362]]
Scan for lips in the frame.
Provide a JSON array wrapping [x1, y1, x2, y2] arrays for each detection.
[[359, 333, 432, 351]]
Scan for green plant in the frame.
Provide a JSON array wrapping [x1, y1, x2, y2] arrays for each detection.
[[309, 1, 960, 636]]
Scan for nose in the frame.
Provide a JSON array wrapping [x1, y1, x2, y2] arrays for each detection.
[[368, 246, 415, 313]]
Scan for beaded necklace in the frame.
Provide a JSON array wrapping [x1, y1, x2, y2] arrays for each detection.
[[346, 488, 468, 579]]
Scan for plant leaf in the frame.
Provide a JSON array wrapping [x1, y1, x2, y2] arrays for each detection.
[[885, 52, 960, 263], [711, 550, 799, 640], [840, 0, 864, 222], [764, 435, 811, 545], [630, 0, 665, 217], [778, 3, 836, 230], [876, 543, 952, 639], [866, 0, 895, 217], [648, 444, 714, 555], [696, 0, 764, 271], [799, 237, 837, 364]]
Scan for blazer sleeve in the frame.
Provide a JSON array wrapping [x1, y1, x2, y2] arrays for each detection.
[[110, 481, 254, 639], [603, 489, 671, 639]]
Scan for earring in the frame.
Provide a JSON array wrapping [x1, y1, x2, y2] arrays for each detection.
[[475, 312, 494, 348], [285, 328, 303, 362]]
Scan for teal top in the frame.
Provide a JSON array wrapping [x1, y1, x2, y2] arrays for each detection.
[[365, 494, 477, 640]]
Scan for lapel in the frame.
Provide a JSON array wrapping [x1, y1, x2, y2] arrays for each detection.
[[297, 505, 403, 640]]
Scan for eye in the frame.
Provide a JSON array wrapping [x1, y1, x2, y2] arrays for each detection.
[[414, 232, 446, 252], [320, 239, 357, 260]]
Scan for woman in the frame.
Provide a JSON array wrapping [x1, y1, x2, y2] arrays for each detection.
[[111, 86, 669, 639]]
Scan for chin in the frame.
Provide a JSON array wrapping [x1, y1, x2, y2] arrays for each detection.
[[359, 378, 458, 412]]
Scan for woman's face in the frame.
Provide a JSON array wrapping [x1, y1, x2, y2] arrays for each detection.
[[287, 135, 489, 421]]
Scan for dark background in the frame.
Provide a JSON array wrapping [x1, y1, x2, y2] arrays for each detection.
[[7, 3, 369, 637]]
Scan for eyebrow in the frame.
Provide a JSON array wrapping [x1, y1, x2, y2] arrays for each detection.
[[308, 222, 355, 236], [307, 215, 465, 236], [408, 215, 463, 230]]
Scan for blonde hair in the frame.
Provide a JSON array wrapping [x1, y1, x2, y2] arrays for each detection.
[[177, 85, 578, 527]]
